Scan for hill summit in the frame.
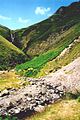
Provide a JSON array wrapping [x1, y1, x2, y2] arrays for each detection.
[[56, 1, 80, 15]]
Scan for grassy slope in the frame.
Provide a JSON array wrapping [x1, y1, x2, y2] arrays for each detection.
[[37, 23, 80, 77], [39, 42, 80, 76], [16, 22, 80, 77], [0, 25, 11, 41], [0, 35, 26, 70], [14, 14, 80, 57], [13, 2, 80, 57], [27, 99, 80, 120]]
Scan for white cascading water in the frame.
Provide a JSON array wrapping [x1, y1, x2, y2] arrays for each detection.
[[11, 33, 14, 43]]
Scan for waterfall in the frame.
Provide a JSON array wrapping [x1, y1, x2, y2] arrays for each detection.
[[11, 33, 14, 43]]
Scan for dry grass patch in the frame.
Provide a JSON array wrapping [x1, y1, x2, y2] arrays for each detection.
[[27, 100, 80, 120], [0, 71, 29, 91]]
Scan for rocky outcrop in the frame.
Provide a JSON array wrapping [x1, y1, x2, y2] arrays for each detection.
[[0, 79, 64, 119]]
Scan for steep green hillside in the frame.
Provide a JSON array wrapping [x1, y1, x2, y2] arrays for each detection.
[[0, 1, 80, 73], [13, 1, 80, 57], [16, 22, 80, 77], [0, 25, 11, 42], [0, 2, 80, 59], [38, 41, 80, 77], [37, 23, 80, 77], [0, 35, 26, 70]]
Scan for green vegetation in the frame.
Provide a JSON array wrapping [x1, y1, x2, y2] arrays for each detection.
[[77, 96, 80, 102], [16, 46, 65, 77], [16, 22, 80, 77], [37, 23, 80, 77], [13, 4, 80, 57], [0, 2, 80, 120], [0, 2, 80, 72], [0, 1, 80, 75], [0, 35, 26, 70], [0, 116, 17, 120], [15, 3, 80, 77], [0, 25, 11, 41]]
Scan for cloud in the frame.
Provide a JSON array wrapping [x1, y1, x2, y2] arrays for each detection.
[[18, 17, 29, 24], [0, 15, 11, 20], [35, 7, 51, 15]]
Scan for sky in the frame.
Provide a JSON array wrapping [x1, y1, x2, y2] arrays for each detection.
[[0, 0, 79, 30]]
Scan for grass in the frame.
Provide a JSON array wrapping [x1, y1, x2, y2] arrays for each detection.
[[14, 12, 80, 57], [1, 3, 80, 72], [16, 46, 65, 77], [0, 35, 26, 70], [27, 99, 80, 120], [37, 24, 80, 77], [0, 25, 11, 41], [16, 22, 80, 77], [0, 71, 29, 91], [38, 41, 80, 77]]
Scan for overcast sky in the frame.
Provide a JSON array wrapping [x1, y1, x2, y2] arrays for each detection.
[[0, 0, 79, 29]]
